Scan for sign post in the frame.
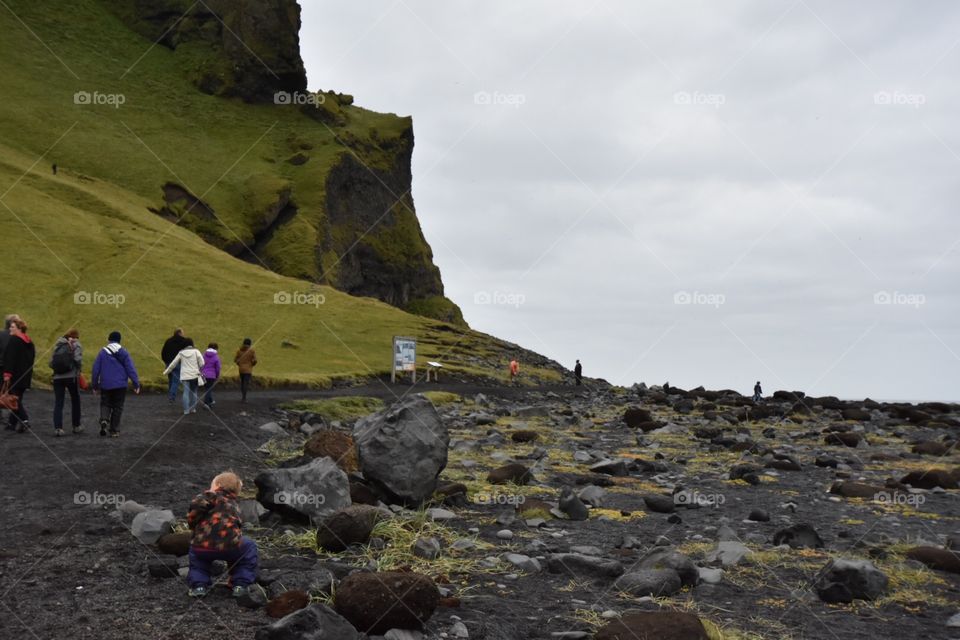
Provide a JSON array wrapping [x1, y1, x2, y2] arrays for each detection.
[[392, 336, 416, 383]]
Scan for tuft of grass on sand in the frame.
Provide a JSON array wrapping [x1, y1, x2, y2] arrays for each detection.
[[279, 396, 384, 422]]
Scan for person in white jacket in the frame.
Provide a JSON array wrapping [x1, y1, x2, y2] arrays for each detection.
[[163, 338, 205, 415]]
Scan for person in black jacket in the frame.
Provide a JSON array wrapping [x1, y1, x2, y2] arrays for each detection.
[[0, 313, 20, 427], [753, 381, 763, 402], [2, 319, 35, 433], [161, 328, 189, 404], [574, 359, 583, 386]]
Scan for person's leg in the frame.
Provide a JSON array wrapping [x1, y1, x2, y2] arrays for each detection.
[[181, 380, 191, 414], [53, 379, 66, 429], [168, 367, 181, 402], [227, 537, 259, 587], [203, 379, 216, 406], [68, 379, 82, 429], [13, 391, 29, 431], [166, 373, 175, 402], [99, 390, 111, 434], [190, 380, 198, 411], [240, 374, 250, 402], [108, 389, 126, 434], [186, 547, 215, 589]]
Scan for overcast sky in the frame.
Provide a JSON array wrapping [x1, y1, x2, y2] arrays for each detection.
[[299, 0, 960, 401]]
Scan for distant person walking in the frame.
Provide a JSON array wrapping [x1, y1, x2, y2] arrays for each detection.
[[200, 343, 221, 409], [162, 328, 189, 404], [234, 338, 257, 403], [0, 313, 21, 427], [50, 328, 83, 436], [574, 359, 582, 386], [91, 332, 141, 437], [509, 359, 520, 385], [164, 338, 205, 415], [753, 381, 763, 402], [2, 319, 35, 433]]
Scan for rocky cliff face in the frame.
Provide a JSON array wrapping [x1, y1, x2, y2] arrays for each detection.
[[107, 0, 463, 325], [107, 0, 306, 102]]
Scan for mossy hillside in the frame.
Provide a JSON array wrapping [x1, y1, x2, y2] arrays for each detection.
[[0, 142, 561, 388], [0, 0, 458, 322]]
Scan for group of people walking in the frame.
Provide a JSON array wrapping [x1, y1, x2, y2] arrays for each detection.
[[0, 315, 259, 437], [160, 329, 258, 415]]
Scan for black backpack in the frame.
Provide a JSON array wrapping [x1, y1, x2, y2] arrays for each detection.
[[51, 342, 74, 374]]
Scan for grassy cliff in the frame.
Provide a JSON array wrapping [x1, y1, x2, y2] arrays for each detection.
[[0, 0, 560, 387]]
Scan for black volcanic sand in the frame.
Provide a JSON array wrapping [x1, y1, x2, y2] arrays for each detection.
[[1, 384, 958, 639]]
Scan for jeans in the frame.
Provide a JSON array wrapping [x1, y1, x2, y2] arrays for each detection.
[[182, 378, 199, 413], [7, 390, 28, 429], [99, 388, 126, 433], [203, 378, 218, 406], [187, 537, 259, 588], [239, 373, 252, 401], [167, 366, 181, 401], [53, 378, 81, 429]]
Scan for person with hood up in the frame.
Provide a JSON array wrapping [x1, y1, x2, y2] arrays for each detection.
[[50, 328, 83, 436], [91, 331, 140, 437], [164, 338, 205, 415], [200, 343, 221, 409], [2, 319, 35, 433]]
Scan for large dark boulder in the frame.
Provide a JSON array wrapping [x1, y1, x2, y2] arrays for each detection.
[[353, 395, 449, 504], [594, 612, 709, 640], [334, 571, 439, 634]]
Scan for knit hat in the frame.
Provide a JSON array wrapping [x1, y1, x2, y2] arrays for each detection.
[[108, 331, 122, 343], [243, 338, 252, 346]]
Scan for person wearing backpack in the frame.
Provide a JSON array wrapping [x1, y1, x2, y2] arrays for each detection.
[[200, 343, 221, 409], [164, 338, 205, 415], [50, 328, 83, 436], [0, 313, 22, 430], [91, 331, 141, 437]]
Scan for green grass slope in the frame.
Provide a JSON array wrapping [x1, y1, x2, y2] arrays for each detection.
[[0, 1, 562, 387], [0, 0, 460, 322]]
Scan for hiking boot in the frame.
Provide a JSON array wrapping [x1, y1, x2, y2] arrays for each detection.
[[109, 430, 119, 438], [16, 421, 30, 433], [72, 425, 84, 434], [54, 428, 64, 437], [231, 585, 248, 598], [99, 419, 108, 437], [188, 585, 208, 598]]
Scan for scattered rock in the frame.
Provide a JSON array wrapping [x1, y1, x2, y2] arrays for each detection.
[[334, 571, 439, 635], [594, 612, 709, 640], [487, 463, 534, 485], [316, 505, 382, 551], [412, 537, 441, 560], [558, 486, 589, 521], [304, 430, 359, 472], [254, 604, 359, 640], [643, 494, 676, 514], [904, 547, 960, 574], [614, 568, 682, 596], [255, 457, 351, 522], [156, 531, 191, 556], [900, 469, 959, 490], [816, 558, 888, 603], [546, 553, 624, 579], [265, 590, 310, 618], [237, 584, 269, 609], [131, 509, 175, 545], [773, 524, 824, 549]]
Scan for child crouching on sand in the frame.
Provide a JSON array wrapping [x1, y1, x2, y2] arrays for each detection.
[[186, 471, 258, 598]]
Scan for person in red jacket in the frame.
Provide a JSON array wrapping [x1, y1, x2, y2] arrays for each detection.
[[2, 319, 35, 433], [186, 471, 259, 598], [509, 359, 520, 385]]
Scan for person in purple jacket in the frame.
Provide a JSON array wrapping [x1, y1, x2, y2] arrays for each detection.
[[200, 342, 221, 409], [91, 331, 141, 438]]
